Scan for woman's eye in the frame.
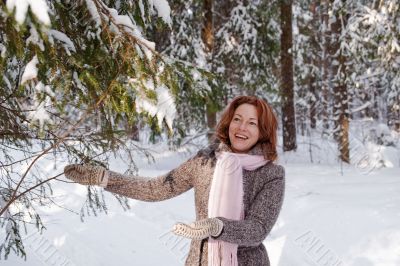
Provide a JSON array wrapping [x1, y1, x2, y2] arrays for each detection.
[[250, 122, 257, 126], [233, 117, 240, 121]]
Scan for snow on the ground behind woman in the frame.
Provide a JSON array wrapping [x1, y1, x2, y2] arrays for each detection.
[[2, 127, 399, 266]]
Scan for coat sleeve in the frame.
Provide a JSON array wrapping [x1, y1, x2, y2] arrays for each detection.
[[104, 156, 197, 202], [213, 165, 285, 247]]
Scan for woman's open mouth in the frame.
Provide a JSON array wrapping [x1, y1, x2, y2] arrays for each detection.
[[234, 134, 248, 140]]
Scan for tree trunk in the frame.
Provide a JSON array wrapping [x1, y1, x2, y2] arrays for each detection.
[[280, 0, 297, 152], [202, 0, 217, 142], [321, 0, 331, 133], [202, 0, 214, 54], [309, 1, 318, 129], [329, 0, 350, 163]]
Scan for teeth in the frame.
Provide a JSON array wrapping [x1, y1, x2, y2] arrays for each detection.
[[235, 134, 248, 139]]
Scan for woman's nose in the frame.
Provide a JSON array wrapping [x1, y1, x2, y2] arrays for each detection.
[[238, 122, 247, 130]]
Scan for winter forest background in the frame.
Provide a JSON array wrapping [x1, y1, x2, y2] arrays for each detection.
[[0, 0, 399, 265]]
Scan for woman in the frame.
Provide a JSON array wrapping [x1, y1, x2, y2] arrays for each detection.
[[64, 95, 285, 266]]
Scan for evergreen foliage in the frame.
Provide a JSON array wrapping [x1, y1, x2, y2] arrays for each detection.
[[0, 0, 214, 259]]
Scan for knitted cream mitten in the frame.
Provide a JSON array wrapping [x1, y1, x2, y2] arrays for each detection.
[[64, 164, 109, 187], [172, 218, 223, 240]]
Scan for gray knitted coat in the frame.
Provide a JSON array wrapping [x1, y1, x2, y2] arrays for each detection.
[[105, 142, 285, 266]]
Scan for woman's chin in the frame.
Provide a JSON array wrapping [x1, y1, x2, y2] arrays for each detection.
[[231, 144, 250, 153]]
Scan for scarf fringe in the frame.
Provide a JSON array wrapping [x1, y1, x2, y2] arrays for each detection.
[[208, 240, 238, 266]]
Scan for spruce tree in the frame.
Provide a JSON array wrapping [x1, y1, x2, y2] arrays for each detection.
[[0, 0, 212, 259]]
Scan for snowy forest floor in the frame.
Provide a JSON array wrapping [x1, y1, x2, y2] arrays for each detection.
[[2, 131, 400, 266]]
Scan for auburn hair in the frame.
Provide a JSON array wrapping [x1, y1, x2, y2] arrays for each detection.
[[215, 96, 278, 161]]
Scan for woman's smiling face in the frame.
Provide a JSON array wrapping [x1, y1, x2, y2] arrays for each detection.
[[228, 103, 260, 153]]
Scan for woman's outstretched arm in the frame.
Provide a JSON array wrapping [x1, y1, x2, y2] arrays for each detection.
[[104, 156, 197, 202]]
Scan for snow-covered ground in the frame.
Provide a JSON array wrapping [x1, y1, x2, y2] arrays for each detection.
[[2, 131, 400, 266]]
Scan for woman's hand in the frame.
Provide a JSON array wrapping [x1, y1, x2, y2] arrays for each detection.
[[64, 164, 108, 187], [172, 218, 223, 240]]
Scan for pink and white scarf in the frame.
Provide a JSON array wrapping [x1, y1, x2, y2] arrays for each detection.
[[208, 151, 268, 266]]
